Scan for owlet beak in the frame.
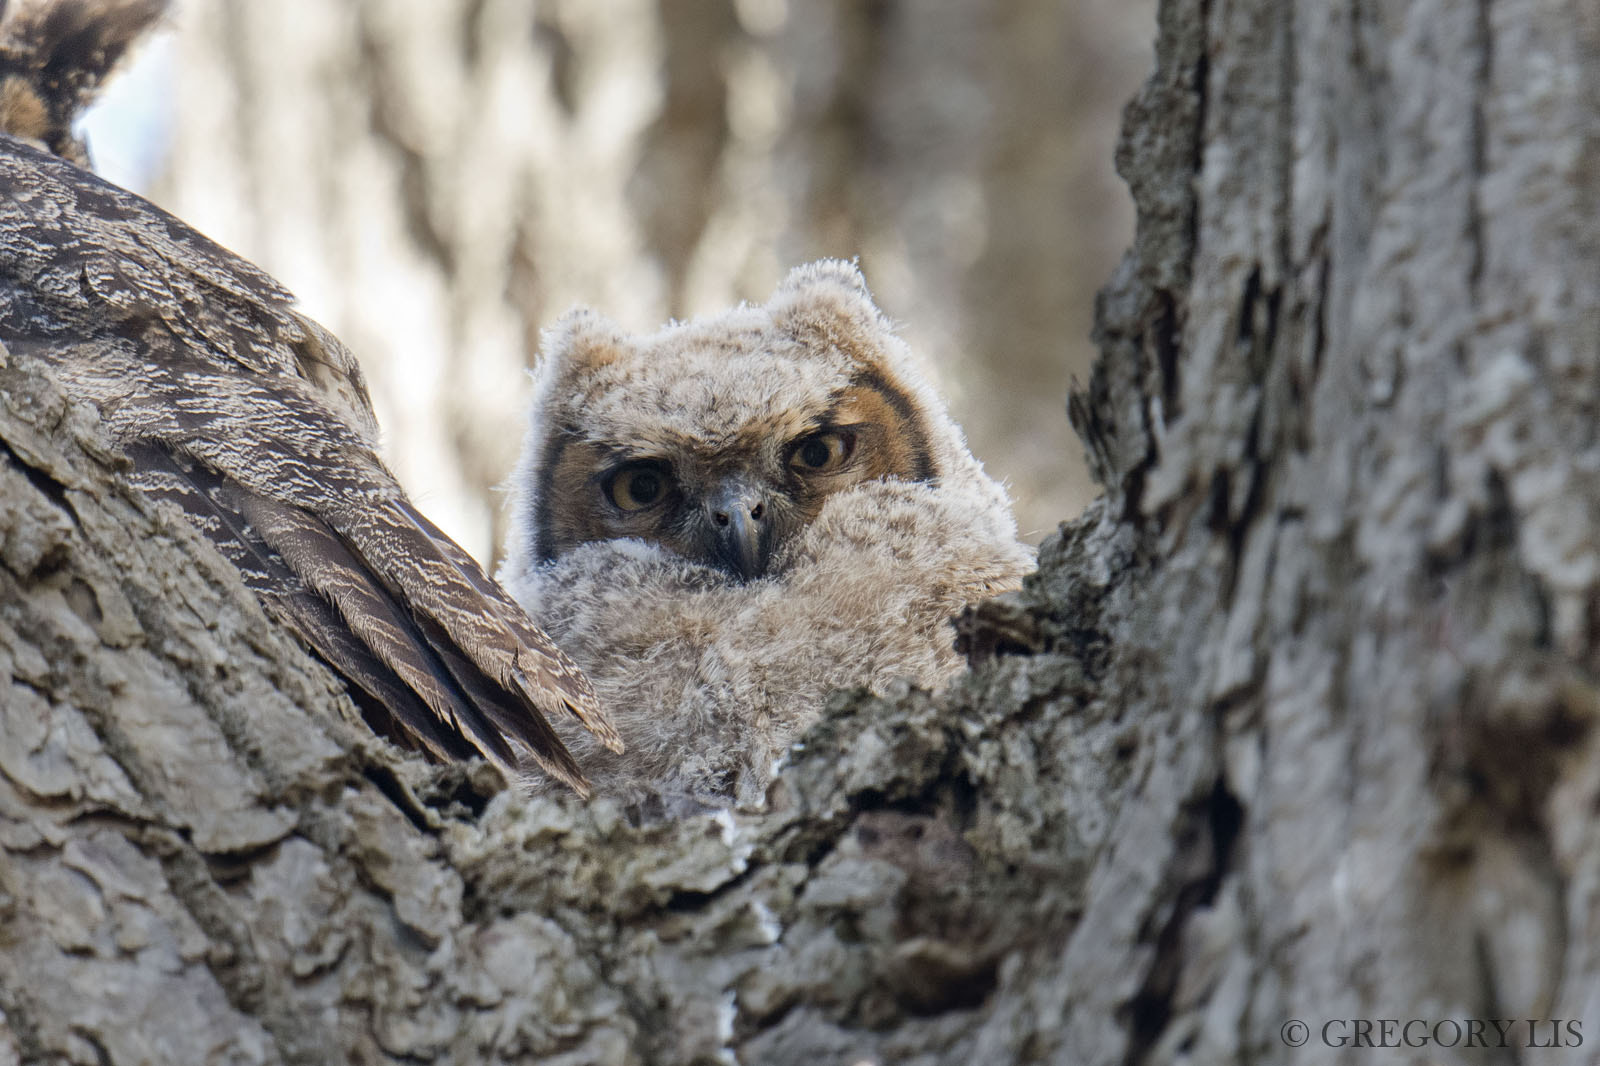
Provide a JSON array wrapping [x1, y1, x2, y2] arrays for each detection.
[[707, 478, 772, 581]]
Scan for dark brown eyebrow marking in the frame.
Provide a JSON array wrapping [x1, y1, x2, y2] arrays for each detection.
[[842, 367, 937, 482], [533, 425, 573, 562]]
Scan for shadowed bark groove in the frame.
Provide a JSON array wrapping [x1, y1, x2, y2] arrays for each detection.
[[4, 0, 1599, 1062]]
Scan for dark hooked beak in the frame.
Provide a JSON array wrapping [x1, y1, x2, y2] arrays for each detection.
[[707, 479, 772, 581]]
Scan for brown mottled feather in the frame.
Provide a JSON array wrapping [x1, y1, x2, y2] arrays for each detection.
[[122, 442, 488, 768], [0, 0, 168, 166], [397, 500, 619, 751], [0, 128, 617, 789]]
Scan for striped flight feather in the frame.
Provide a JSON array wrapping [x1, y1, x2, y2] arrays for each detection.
[[0, 123, 617, 793]]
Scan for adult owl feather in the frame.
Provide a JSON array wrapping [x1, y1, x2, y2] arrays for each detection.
[[0, 0, 619, 793], [502, 261, 1034, 813], [0, 0, 161, 167]]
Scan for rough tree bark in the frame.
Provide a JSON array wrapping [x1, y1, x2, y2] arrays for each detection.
[[4, 1, 1599, 1065]]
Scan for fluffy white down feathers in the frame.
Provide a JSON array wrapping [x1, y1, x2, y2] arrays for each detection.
[[500, 260, 1033, 811]]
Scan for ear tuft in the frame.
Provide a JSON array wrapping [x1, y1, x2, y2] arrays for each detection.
[[542, 307, 630, 372], [768, 258, 891, 352]]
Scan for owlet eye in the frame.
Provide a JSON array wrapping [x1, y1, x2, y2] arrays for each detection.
[[790, 429, 855, 473], [606, 464, 669, 510]]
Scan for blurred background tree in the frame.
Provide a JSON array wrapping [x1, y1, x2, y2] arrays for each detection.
[[87, 0, 1155, 563]]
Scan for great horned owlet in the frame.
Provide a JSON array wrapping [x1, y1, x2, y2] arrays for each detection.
[[500, 261, 1034, 812]]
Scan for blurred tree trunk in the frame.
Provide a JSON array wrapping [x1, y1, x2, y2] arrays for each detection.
[[5, 0, 1600, 1064], [153, 0, 1147, 559]]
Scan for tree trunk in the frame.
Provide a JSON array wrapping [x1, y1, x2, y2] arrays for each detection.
[[6, 0, 1599, 1064]]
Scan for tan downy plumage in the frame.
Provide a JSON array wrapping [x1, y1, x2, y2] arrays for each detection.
[[502, 260, 1034, 814]]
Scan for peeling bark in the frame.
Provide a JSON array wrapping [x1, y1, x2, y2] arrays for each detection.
[[5, 0, 1599, 1063]]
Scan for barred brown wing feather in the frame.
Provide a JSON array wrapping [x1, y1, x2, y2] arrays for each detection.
[[225, 484, 529, 776], [123, 442, 503, 770], [395, 499, 621, 753], [0, 134, 618, 792], [406, 613, 590, 797]]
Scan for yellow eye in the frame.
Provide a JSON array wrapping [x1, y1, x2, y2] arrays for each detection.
[[606, 465, 670, 510], [790, 430, 854, 473]]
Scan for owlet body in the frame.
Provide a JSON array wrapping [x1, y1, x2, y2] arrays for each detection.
[[500, 261, 1033, 812]]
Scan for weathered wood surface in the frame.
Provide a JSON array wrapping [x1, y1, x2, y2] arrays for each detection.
[[0, 347, 1109, 1064], [2, 0, 1597, 1062]]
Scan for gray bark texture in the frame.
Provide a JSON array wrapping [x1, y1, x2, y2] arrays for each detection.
[[4, 0, 1599, 1065]]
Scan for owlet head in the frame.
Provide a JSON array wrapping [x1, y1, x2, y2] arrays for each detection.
[[503, 260, 977, 584]]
